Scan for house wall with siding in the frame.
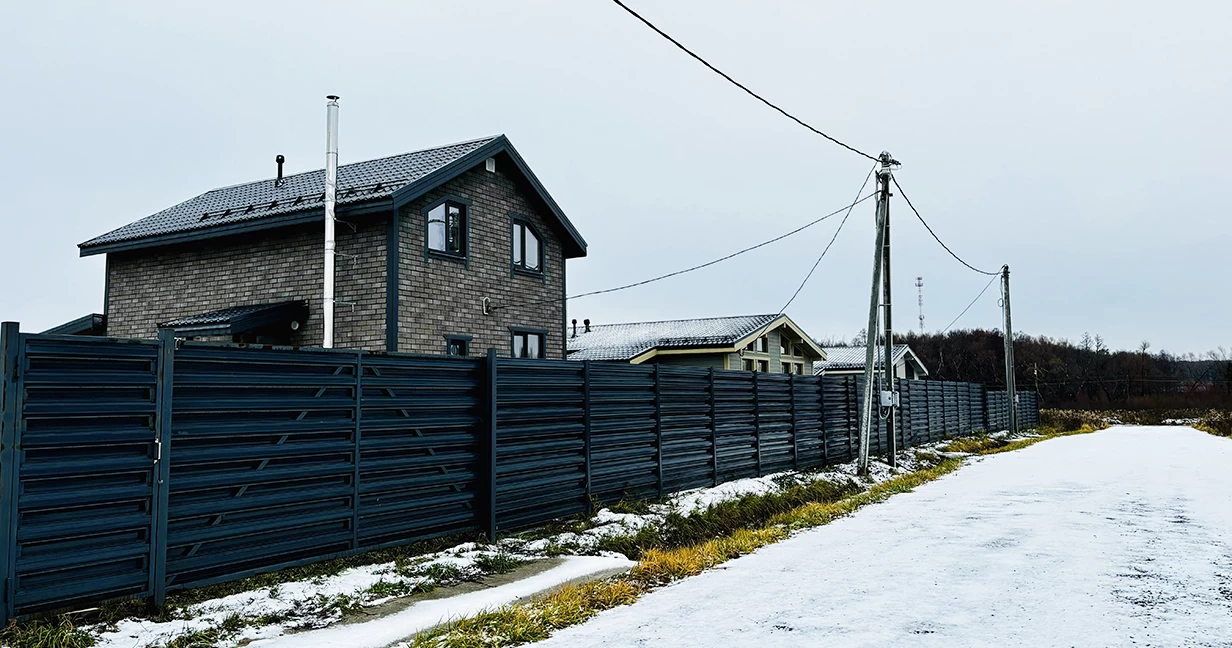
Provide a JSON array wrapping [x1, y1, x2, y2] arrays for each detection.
[[647, 353, 728, 370], [397, 161, 565, 359], [818, 360, 915, 379], [105, 220, 387, 349]]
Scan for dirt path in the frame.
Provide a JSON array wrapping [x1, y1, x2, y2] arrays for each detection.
[[537, 426, 1232, 647]]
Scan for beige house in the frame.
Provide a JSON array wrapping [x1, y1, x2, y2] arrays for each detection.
[[566, 313, 825, 374]]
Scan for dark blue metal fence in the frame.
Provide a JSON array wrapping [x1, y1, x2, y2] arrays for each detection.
[[0, 324, 1039, 622]]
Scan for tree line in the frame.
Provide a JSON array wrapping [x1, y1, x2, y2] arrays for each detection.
[[820, 329, 1232, 409]]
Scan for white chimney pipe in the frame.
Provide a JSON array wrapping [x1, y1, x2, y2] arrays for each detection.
[[323, 95, 339, 348]]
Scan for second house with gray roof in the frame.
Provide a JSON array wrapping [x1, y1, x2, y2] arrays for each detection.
[[77, 135, 587, 358], [566, 313, 826, 374]]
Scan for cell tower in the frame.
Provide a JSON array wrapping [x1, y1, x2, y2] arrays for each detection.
[[916, 276, 925, 333]]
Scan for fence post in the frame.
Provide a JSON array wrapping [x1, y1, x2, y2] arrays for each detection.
[[484, 349, 498, 540], [582, 360, 592, 506], [709, 368, 718, 486], [789, 374, 798, 470], [0, 322, 21, 624], [151, 329, 175, 609], [654, 364, 663, 499], [352, 352, 363, 552], [817, 376, 828, 466], [753, 372, 761, 476]]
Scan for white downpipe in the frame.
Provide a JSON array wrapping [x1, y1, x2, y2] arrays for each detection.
[[323, 95, 339, 348]]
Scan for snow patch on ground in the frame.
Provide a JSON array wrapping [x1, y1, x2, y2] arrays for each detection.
[[255, 556, 635, 648], [92, 546, 517, 648], [86, 434, 985, 648], [534, 426, 1232, 648]]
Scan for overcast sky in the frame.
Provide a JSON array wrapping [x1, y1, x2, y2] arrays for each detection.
[[1, 1, 1228, 354]]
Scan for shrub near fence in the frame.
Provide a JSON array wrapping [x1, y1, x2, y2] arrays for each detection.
[[0, 323, 1038, 622]]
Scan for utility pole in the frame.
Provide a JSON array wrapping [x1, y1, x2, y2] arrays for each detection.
[[916, 277, 925, 333], [1001, 265, 1018, 434], [858, 151, 894, 476], [879, 156, 897, 466]]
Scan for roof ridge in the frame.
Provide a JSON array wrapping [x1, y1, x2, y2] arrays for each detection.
[[204, 134, 503, 194], [587, 313, 780, 329]]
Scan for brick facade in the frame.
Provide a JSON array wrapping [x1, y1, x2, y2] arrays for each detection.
[[104, 158, 567, 357], [106, 220, 387, 349], [397, 161, 565, 359]]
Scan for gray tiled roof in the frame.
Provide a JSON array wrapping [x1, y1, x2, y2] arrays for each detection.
[[80, 136, 497, 250], [567, 314, 782, 361], [814, 345, 916, 373]]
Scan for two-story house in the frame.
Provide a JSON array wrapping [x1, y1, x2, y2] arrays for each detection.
[[76, 135, 587, 358]]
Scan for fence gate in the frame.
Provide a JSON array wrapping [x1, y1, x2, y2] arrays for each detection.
[[0, 327, 163, 619]]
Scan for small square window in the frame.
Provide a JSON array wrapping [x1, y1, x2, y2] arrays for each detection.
[[781, 362, 791, 374], [445, 336, 469, 357], [512, 330, 545, 359], [743, 359, 754, 372], [757, 360, 769, 373]]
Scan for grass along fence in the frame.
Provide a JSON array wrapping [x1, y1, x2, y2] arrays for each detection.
[[0, 322, 1038, 623]]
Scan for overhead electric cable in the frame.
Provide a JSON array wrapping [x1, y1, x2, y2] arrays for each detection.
[[891, 176, 1000, 276], [490, 189, 877, 311], [741, 162, 878, 344], [939, 273, 999, 334], [609, 0, 879, 163]]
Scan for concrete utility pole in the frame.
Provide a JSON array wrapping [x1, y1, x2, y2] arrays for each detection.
[[879, 156, 898, 466], [1001, 265, 1018, 434], [857, 152, 895, 476]]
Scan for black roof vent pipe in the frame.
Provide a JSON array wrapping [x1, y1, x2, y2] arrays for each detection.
[[275, 155, 286, 187]]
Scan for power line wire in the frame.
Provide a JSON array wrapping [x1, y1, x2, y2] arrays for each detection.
[[891, 176, 1001, 277], [939, 273, 999, 334], [740, 162, 878, 346], [491, 189, 877, 312], [609, 0, 879, 163]]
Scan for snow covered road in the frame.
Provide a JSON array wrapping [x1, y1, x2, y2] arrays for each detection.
[[538, 426, 1232, 647]]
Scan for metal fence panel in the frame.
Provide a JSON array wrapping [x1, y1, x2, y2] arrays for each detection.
[[493, 359, 586, 531], [587, 362, 657, 503], [7, 335, 159, 616], [756, 374, 795, 474], [0, 328, 1043, 622], [357, 354, 483, 549], [713, 370, 758, 482], [657, 366, 715, 493], [791, 376, 826, 468], [820, 377, 857, 462], [165, 345, 360, 590]]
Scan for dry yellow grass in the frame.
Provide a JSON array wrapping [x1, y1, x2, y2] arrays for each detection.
[[413, 457, 972, 648]]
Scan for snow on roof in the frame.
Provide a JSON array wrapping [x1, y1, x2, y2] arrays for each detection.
[[814, 344, 928, 375], [567, 314, 783, 361]]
